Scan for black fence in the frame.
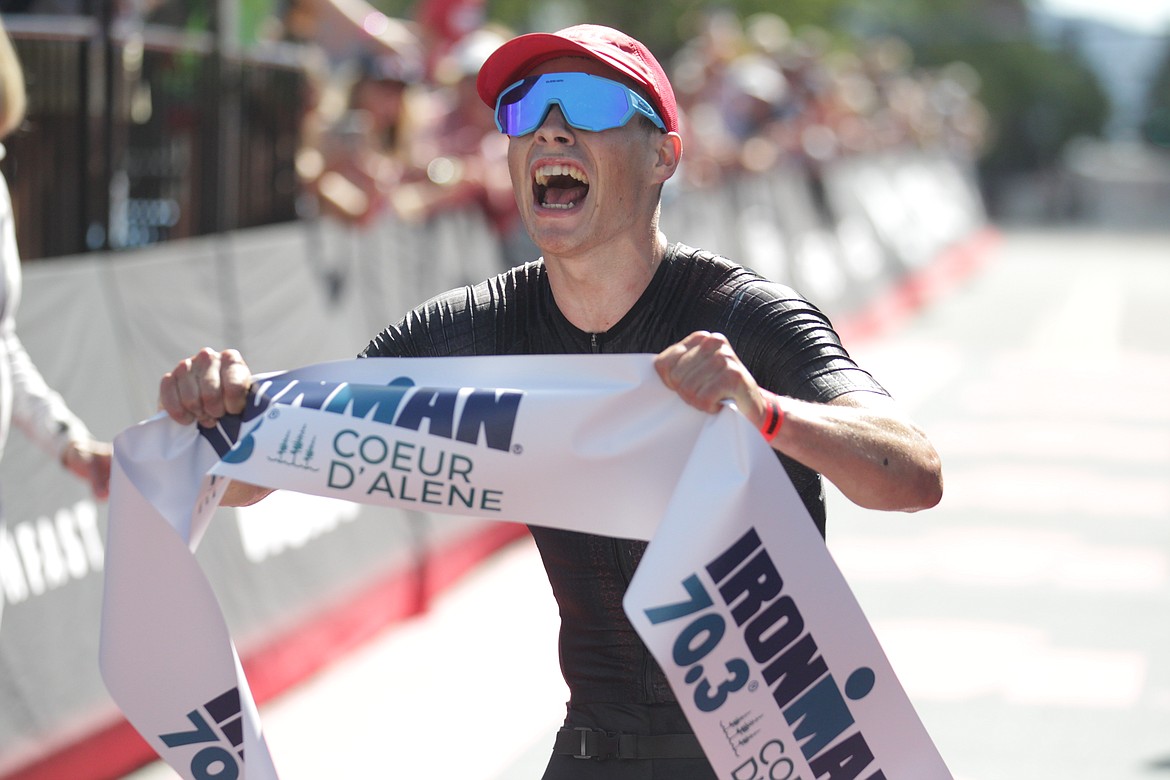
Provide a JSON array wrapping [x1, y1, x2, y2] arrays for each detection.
[[2, 14, 304, 261]]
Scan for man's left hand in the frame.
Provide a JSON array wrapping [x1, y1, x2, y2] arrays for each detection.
[[653, 331, 765, 423]]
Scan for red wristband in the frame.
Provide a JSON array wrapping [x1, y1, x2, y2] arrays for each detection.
[[760, 393, 784, 442]]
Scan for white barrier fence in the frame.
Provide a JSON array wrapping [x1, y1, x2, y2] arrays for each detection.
[[0, 149, 985, 780]]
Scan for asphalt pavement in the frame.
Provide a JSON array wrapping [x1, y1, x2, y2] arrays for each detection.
[[125, 227, 1170, 780], [830, 227, 1170, 780]]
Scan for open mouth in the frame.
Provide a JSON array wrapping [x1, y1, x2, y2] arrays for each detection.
[[534, 163, 590, 210]]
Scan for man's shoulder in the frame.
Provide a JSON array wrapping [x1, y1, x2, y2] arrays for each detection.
[[421, 259, 545, 308], [364, 261, 546, 358], [474, 258, 545, 292], [668, 241, 731, 268], [666, 242, 803, 300]]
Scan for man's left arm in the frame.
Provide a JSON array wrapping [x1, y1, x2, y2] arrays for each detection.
[[654, 330, 942, 513]]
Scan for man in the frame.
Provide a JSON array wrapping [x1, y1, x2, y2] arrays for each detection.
[[160, 24, 942, 780]]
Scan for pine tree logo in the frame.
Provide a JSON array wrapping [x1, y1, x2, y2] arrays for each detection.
[[267, 425, 319, 471], [721, 712, 763, 757]]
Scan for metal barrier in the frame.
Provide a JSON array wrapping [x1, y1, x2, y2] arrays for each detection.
[[2, 15, 303, 260]]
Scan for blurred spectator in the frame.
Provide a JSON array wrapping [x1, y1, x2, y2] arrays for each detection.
[[722, 53, 791, 172], [0, 3, 989, 243], [296, 21, 533, 269], [667, 11, 987, 187], [276, 0, 423, 69], [350, 49, 425, 160], [290, 8, 987, 234], [669, 8, 752, 185], [294, 48, 347, 217], [391, 26, 532, 264], [0, 18, 111, 499], [413, 0, 487, 78], [297, 46, 425, 225]]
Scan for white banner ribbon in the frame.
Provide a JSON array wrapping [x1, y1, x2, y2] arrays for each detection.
[[100, 355, 950, 780]]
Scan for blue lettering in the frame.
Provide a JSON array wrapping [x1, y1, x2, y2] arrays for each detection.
[[417, 446, 445, 477], [421, 480, 444, 505], [367, 471, 396, 498], [844, 668, 876, 701], [456, 390, 523, 452], [759, 738, 797, 780], [209, 373, 522, 458], [744, 595, 803, 663], [704, 526, 884, 780], [719, 548, 784, 626], [644, 574, 714, 625], [764, 635, 828, 709], [807, 732, 875, 780], [159, 710, 218, 748], [784, 675, 855, 760], [449, 454, 473, 482], [191, 745, 238, 780], [220, 416, 263, 464], [266, 379, 336, 413], [327, 461, 354, 489], [480, 488, 503, 512], [395, 388, 458, 439], [244, 377, 296, 420], [333, 429, 358, 458], [324, 377, 414, 423], [449, 483, 475, 508], [391, 440, 414, 471], [706, 528, 763, 583], [359, 435, 388, 464], [395, 474, 419, 502]]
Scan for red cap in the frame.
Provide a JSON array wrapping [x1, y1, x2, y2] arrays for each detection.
[[476, 24, 679, 134]]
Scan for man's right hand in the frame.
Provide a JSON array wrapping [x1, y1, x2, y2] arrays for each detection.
[[159, 348, 252, 428], [159, 348, 273, 507]]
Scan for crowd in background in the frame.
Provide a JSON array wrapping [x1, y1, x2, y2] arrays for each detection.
[[269, 0, 989, 263]]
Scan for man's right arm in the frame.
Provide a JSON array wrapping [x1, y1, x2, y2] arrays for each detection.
[[222, 480, 274, 507]]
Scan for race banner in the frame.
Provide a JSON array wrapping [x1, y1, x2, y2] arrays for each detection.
[[99, 354, 951, 780]]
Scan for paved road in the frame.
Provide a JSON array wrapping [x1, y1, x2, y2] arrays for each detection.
[[126, 228, 1170, 780], [828, 228, 1170, 780]]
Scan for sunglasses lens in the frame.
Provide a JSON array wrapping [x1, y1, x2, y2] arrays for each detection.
[[496, 77, 547, 135], [562, 82, 635, 132], [495, 73, 662, 136]]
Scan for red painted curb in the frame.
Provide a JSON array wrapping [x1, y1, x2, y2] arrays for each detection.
[[1, 523, 530, 780], [835, 227, 1001, 345]]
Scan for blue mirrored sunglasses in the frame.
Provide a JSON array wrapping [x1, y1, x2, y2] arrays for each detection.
[[494, 72, 667, 137]]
